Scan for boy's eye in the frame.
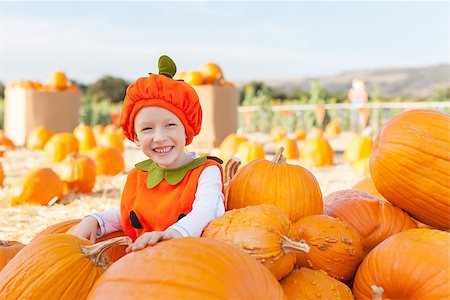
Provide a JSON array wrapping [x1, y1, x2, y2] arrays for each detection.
[[142, 127, 152, 131], [167, 123, 177, 127]]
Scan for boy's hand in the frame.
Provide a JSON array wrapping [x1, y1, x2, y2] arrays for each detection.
[[68, 216, 99, 243], [125, 229, 182, 253]]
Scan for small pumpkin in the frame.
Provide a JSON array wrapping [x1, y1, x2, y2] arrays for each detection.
[[0, 162, 4, 186], [86, 147, 124, 176], [280, 267, 354, 300], [199, 62, 223, 84], [73, 124, 97, 152], [0, 234, 131, 299], [98, 132, 124, 153], [370, 109, 450, 229], [183, 70, 204, 85], [324, 119, 341, 138], [87, 237, 286, 299], [277, 137, 299, 160], [291, 215, 364, 283], [202, 204, 310, 280], [9, 168, 64, 206], [58, 154, 97, 193], [44, 137, 70, 162], [344, 134, 373, 164], [218, 132, 249, 163], [300, 131, 334, 167], [235, 140, 265, 166], [353, 228, 450, 299], [293, 128, 307, 141], [47, 70, 68, 89], [0, 137, 15, 157], [270, 126, 287, 142], [227, 147, 323, 222], [26, 126, 53, 150], [46, 133, 79, 154], [0, 240, 26, 272], [324, 189, 417, 253]]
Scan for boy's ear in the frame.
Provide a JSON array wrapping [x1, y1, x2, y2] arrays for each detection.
[[134, 133, 140, 147]]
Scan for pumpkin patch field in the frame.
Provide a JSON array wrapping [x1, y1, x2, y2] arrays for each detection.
[[0, 109, 449, 299]]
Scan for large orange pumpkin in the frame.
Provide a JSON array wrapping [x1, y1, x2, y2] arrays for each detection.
[[227, 147, 323, 222], [370, 109, 450, 229], [353, 228, 450, 300], [0, 234, 131, 299], [9, 168, 64, 206], [202, 204, 310, 280], [291, 215, 364, 283], [26, 126, 53, 150], [87, 237, 286, 299], [280, 267, 354, 300], [324, 189, 417, 253], [0, 240, 25, 272]]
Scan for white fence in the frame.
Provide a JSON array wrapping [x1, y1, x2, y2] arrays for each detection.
[[237, 101, 450, 133]]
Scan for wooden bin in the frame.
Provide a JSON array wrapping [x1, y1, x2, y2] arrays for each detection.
[[4, 87, 81, 146], [192, 85, 239, 150]]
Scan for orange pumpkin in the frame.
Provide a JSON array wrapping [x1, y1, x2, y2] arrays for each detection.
[[26, 126, 53, 150], [200, 62, 223, 84], [87, 237, 286, 299], [218, 132, 249, 163], [235, 140, 265, 165], [182, 70, 204, 86], [44, 137, 70, 162], [203, 205, 310, 280], [370, 109, 450, 229], [0, 234, 131, 299], [280, 267, 354, 300], [58, 154, 97, 193], [300, 132, 334, 167], [353, 228, 450, 299], [227, 147, 323, 222], [92, 124, 105, 138], [0, 240, 25, 272], [324, 119, 341, 137], [47, 70, 68, 89], [324, 189, 417, 253], [47, 133, 79, 154], [32, 219, 81, 242], [352, 177, 387, 201], [9, 168, 64, 206], [0, 163, 4, 186], [73, 124, 97, 152], [293, 128, 307, 141], [344, 135, 373, 164], [291, 215, 364, 283], [86, 147, 124, 176], [98, 132, 124, 152], [270, 126, 287, 142], [0, 137, 15, 157], [277, 137, 299, 160]]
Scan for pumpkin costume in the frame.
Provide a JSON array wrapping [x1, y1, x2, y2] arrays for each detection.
[[91, 55, 225, 242]]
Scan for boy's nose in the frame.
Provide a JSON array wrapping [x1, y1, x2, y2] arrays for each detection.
[[153, 128, 167, 142]]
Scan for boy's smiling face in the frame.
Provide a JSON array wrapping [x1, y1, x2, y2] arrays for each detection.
[[134, 106, 191, 169]]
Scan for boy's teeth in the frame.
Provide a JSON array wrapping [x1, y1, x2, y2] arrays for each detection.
[[155, 146, 172, 153]]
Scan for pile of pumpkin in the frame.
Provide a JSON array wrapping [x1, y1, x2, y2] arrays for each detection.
[[176, 61, 234, 87], [0, 123, 125, 206], [219, 120, 372, 171], [0, 109, 448, 299], [7, 70, 78, 91]]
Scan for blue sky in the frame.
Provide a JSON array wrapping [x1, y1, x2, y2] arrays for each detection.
[[0, 1, 448, 84]]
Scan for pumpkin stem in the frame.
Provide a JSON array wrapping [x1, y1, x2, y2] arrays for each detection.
[[371, 285, 384, 300], [81, 236, 131, 269], [272, 147, 286, 164], [224, 157, 241, 187], [282, 236, 310, 253]]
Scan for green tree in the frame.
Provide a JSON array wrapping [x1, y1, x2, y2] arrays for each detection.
[[0, 81, 4, 99], [86, 76, 129, 103]]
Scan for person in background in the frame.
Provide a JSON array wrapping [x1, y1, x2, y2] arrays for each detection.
[[71, 55, 225, 252]]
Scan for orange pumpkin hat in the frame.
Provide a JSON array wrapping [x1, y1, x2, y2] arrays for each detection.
[[120, 55, 202, 145]]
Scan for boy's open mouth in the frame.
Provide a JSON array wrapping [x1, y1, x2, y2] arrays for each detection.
[[153, 146, 174, 154]]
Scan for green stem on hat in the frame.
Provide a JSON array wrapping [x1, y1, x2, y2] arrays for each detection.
[[158, 55, 177, 78]]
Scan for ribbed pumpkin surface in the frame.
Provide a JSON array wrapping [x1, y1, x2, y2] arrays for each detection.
[[353, 228, 450, 299], [88, 237, 287, 300], [369, 109, 450, 229], [227, 149, 323, 222], [324, 189, 417, 253]]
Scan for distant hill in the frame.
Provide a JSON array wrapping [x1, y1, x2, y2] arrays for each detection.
[[236, 64, 449, 98]]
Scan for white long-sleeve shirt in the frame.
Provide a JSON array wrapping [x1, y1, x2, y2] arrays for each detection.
[[90, 155, 225, 238]]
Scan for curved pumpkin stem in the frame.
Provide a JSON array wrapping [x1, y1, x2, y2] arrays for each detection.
[[224, 157, 241, 187], [282, 236, 310, 253], [371, 285, 384, 300], [81, 236, 131, 269], [272, 147, 286, 164]]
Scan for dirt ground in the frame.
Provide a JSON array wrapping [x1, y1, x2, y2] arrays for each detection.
[[0, 132, 365, 244]]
